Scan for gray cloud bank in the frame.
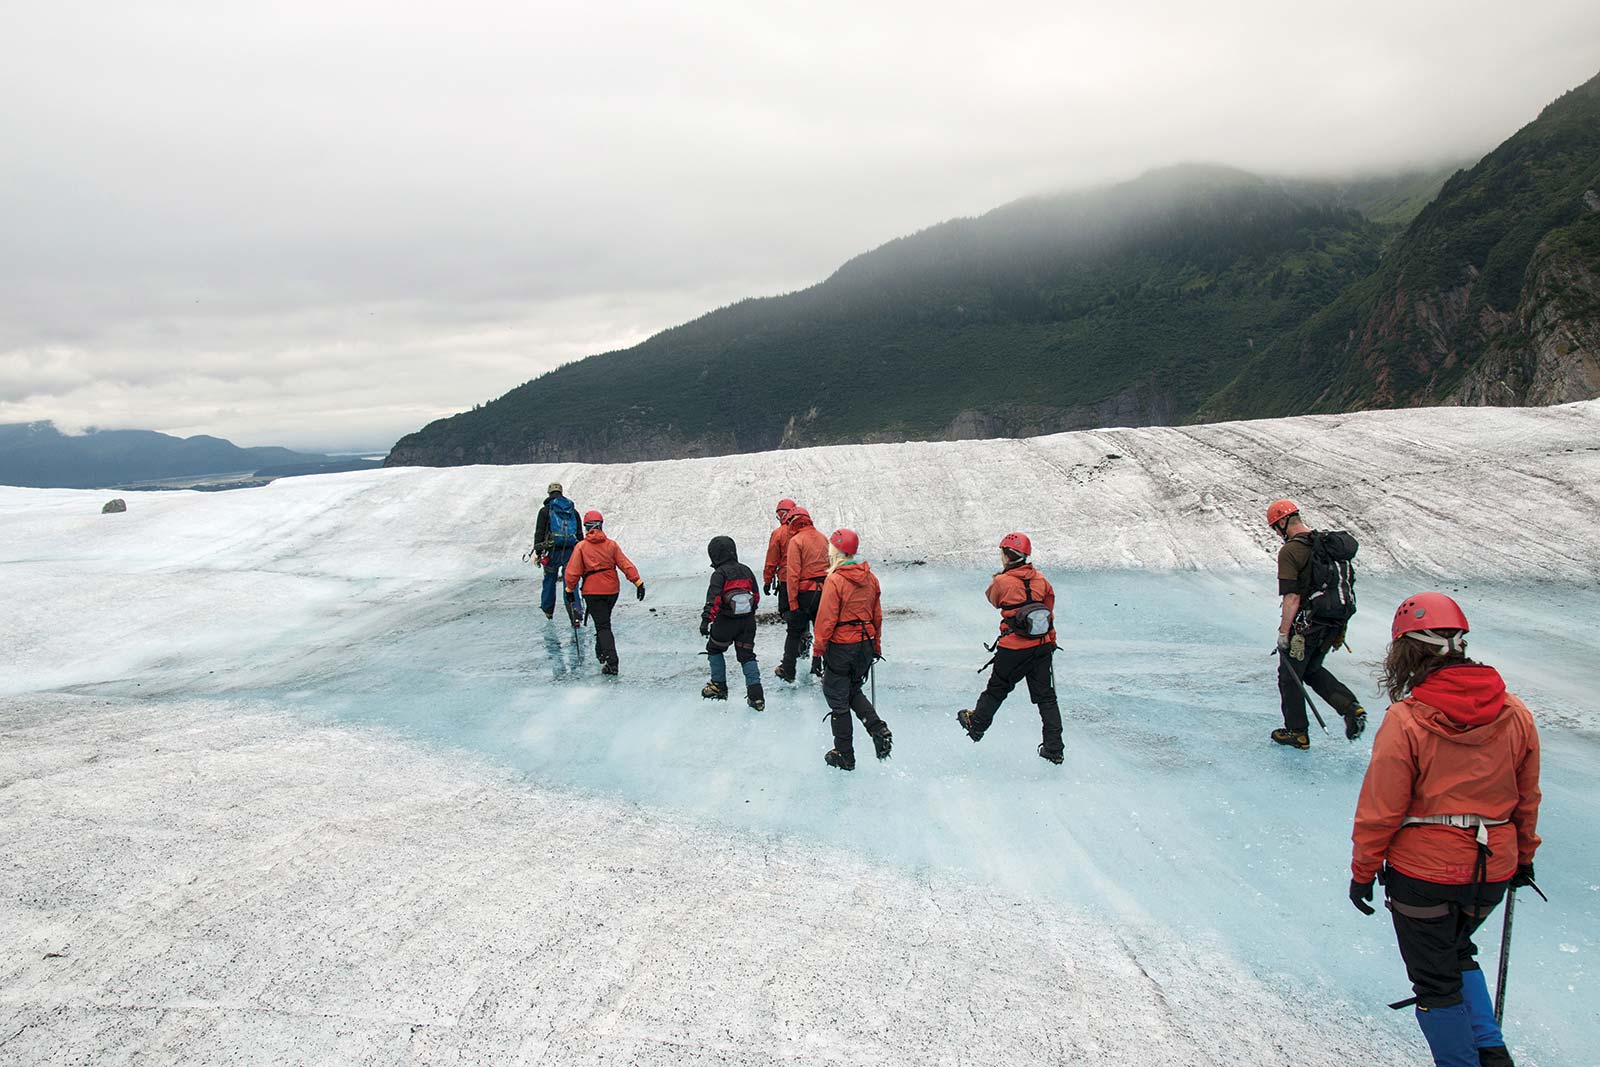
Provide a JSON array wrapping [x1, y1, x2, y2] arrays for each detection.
[[3, 1, 1597, 450]]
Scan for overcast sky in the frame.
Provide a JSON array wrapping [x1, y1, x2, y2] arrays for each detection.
[[3, 2, 1597, 451]]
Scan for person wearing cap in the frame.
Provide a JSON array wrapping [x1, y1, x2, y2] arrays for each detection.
[[1348, 593, 1541, 1067], [762, 498, 798, 623], [776, 506, 829, 683], [563, 510, 645, 676], [1266, 498, 1365, 749], [533, 482, 581, 620], [812, 528, 891, 770], [957, 532, 1064, 765]]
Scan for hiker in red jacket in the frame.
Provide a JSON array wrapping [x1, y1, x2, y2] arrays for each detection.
[[1348, 593, 1541, 1067], [957, 532, 1064, 764], [776, 506, 829, 683], [763, 498, 797, 621], [813, 528, 891, 770], [563, 510, 645, 676]]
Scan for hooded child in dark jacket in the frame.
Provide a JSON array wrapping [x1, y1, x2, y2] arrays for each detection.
[[701, 536, 765, 710]]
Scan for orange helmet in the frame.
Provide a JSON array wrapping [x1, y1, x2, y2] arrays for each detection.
[[1266, 499, 1300, 528]]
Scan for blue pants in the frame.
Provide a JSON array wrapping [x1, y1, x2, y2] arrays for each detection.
[[541, 544, 574, 615]]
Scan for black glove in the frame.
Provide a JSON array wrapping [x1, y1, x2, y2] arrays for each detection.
[[635, 581, 646, 602], [763, 579, 773, 595], [1511, 862, 1536, 888], [699, 619, 710, 637], [1349, 878, 1375, 915]]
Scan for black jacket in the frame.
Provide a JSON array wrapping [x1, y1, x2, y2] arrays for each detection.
[[703, 536, 761, 627]]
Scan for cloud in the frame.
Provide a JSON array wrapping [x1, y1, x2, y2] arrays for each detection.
[[2, 1, 1597, 448]]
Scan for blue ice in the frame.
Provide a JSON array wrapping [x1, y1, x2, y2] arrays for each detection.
[[145, 561, 1597, 1066]]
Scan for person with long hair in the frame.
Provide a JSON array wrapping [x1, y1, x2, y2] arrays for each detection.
[[1349, 593, 1541, 1067]]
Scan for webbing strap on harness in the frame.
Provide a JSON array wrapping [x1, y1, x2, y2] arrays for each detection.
[[1401, 813, 1509, 847]]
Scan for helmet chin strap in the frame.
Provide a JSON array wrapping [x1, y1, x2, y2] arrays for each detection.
[[1407, 629, 1467, 655]]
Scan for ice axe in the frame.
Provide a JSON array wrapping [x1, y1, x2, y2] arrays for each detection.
[[1271, 647, 1330, 735]]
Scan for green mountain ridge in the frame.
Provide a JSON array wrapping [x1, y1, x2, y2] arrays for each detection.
[[1207, 70, 1600, 419], [387, 71, 1599, 467]]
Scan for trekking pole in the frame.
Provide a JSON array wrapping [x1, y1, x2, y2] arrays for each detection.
[[1271, 648, 1330, 734]]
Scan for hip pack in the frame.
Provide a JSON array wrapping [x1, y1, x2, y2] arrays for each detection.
[[1003, 577, 1053, 639]]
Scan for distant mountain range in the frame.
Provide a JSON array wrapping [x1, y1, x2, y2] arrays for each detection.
[[0, 422, 380, 489], [388, 69, 1600, 467]]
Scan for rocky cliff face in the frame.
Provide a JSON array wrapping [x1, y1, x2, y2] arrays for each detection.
[[1454, 202, 1600, 406]]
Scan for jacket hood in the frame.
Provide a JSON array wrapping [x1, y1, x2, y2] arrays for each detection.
[[583, 527, 609, 545], [788, 513, 814, 531], [1411, 664, 1510, 736], [998, 561, 1040, 581], [708, 535, 737, 567], [833, 560, 872, 585]]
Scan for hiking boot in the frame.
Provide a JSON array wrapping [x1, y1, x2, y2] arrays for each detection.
[[702, 681, 728, 701], [774, 663, 796, 684], [809, 656, 824, 679], [956, 709, 982, 741], [1271, 728, 1309, 750], [824, 748, 856, 771], [1343, 706, 1368, 741], [601, 661, 619, 677], [746, 684, 765, 711], [542, 608, 555, 620], [1477, 1047, 1514, 1067], [869, 722, 893, 761], [1038, 743, 1064, 765]]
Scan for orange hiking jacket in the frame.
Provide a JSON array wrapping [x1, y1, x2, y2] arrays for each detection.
[[813, 561, 882, 657], [986, 563, 1057, 650], [763, 522, 793, 584], [564, 528, 641, 597], [1350, 665, 1541, 884], [785, 516, 830, 610]]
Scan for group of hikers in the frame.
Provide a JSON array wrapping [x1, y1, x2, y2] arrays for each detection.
[[530, 483, 1544, 1067]]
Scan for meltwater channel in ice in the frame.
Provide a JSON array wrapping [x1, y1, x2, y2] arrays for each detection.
[[168, 558, 1600, 1067]]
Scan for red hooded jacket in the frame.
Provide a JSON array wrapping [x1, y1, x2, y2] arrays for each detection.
[[986, 563, 1057, 650], [812, 561, 882, 657], [1350, 665, 1541, 884], [563, 528, 641, 597], [785, 514, 830, 610]]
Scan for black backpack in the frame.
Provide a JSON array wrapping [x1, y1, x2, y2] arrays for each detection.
[[1303, 530, 1358, 623]]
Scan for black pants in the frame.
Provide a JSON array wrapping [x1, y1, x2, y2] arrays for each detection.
[[781, 588, 822, 673], [968, 644, 1063, 755], [822, 640, 885, 755], [1386, 868, 1509, 1008], [774, 580, 789, 621], [1278, 622, 1359, 732], [586, 593, 619, 668]]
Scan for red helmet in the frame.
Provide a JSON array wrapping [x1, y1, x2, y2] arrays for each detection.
[[1266, 499, 1300, 528], [786, 506, 810, 523], [830, 528, 859, 556], [1000, 532, 1031, 557], [1392, 593, 1470, 640], [776, 497, 797, 516], [582, 509, 603, 528]]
